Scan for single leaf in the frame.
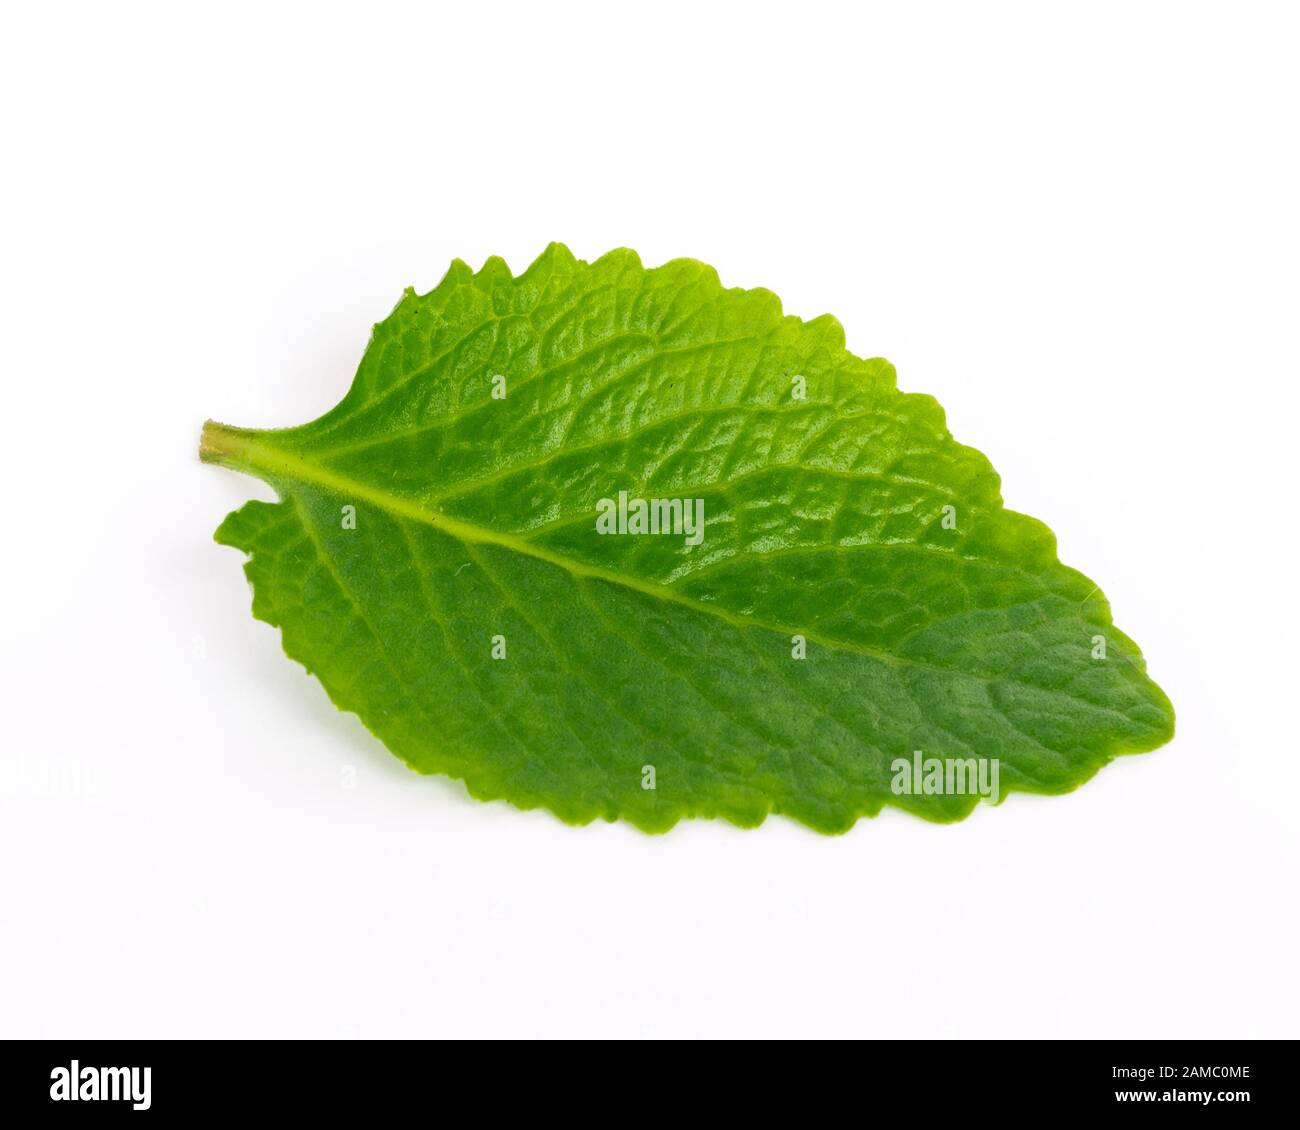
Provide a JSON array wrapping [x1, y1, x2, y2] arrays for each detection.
[[201, 244, 1174, 833]]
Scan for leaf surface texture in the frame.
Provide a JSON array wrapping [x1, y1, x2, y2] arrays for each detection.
[[203, 245, 1174, 832]]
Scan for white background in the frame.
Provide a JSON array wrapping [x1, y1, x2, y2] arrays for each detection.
[[2, 1, 1297, 1039]]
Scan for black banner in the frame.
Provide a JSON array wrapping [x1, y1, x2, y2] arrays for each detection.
[[0, 1039, 1291, 1116]]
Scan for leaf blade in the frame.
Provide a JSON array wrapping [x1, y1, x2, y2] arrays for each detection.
[[204, 245, 1174, 832]]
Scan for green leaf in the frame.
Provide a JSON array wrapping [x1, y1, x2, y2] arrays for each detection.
[[201, 244, 1174, 833]]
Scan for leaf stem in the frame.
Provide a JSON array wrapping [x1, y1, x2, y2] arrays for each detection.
[[200, 420, 264, 470]]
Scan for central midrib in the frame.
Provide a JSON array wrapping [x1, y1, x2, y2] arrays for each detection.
[[202, 423, 1058, 691]]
